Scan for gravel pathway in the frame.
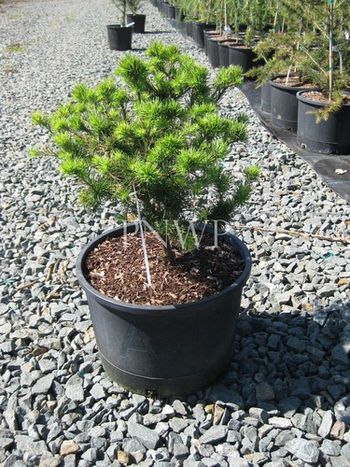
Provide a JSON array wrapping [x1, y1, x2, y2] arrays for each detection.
[[0, 0, 349, 466]]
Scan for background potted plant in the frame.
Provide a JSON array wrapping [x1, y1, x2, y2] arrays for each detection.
[[190, 0, 217, 49], [165, 0, 177, 20], [32, 42, 259, 396], [126, 0, 146, 34], [296, 0, 350, 154], [219, 0, 272, 71], [172, 0, 185, 25], [248, 0, 317, 131], [107, 0, 133, 51], [205, 1, 230, 68]]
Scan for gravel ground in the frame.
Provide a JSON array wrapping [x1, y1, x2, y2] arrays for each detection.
[[0, 0, 350, 466]]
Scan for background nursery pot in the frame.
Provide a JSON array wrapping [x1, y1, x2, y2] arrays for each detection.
[[219, 42, 230, 68], [76, 223, 252, 396], [297, 92, 350, 155], [192, 22, 216, 48], [185, 21, 193, 38], [270, 78, 312, 132], [167, 4, 176, 20], [126, 14, 146, 33], [207, 36, 222, 68], [228, 46, 255, 73], [260, 83, 271, 115], [107, 24, 132, 50]]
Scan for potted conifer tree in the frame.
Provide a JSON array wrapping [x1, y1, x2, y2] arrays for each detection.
[[249, 35, 316, 131], [126, 0, 146, 34], [296, 0, 350, 154], [31, 43, 259, 396], [247, 0, 316, 129], [107, 0, 133, 50], [217, 0, 270, 71]]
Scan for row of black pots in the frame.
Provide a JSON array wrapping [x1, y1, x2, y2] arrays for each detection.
[[107, 14, 146, 51], [152, 0, 176, 19], [154, 1, 256, 73], [205, 34, 255, 72], [262, 80, 350, 154], [157, 1, 350, 155]]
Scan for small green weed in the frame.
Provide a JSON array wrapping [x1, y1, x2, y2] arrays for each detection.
[[4, 42, 26, 53]]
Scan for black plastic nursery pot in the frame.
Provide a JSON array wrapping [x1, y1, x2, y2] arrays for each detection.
[[157, 1, 164, 13], [297, 91, 350, 155], [174, 6, 184, 23], [185, 21, 193, 38], [107, 25, 132, 51], [207, 37, 221, 68], [126, 14, 146, 34], [167, 5, 176, 20], [204, 30, 219, 54], [228, 46, 255, 73], [261, 82, 271, 114], [270, 79, 312, 132], [219, 42, 230, 68], [192, 22, 216, 48], [160, 2, 169, 16], [76, 224, 252, 396]]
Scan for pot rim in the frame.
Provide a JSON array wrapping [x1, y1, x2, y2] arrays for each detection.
[[297, 90, 350, 108], [193, 21, 216, 28], [270, 76, 314, 92], [126, 14, 146, 18], [227, 44, 253, 51], [76, 223, 252, 314], [107, 24, 132, 30]]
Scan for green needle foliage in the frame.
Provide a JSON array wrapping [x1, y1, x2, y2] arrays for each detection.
[[111, 0, 127, 26], [32, 42, 258, 259], [126, 0, 143, 15]]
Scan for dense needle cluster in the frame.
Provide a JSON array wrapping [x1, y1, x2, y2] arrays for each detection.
[[32, 42, 259, 255]]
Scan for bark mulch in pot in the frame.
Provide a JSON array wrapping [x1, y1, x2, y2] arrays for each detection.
[[273, 76, 315, 88], [302, 91, 350, 105], [86, 231, 244, 306]]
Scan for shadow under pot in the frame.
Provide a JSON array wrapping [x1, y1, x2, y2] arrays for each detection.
[[192, 22, 216, 48], [270, 77, 313, 132], [76, 223, 252, 397], [228, 45, 255, 73], [261, 82, 271, 115], [297, 91, 350, 155], [126, 14, 146, 34], [107, 25, 132, 51]]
